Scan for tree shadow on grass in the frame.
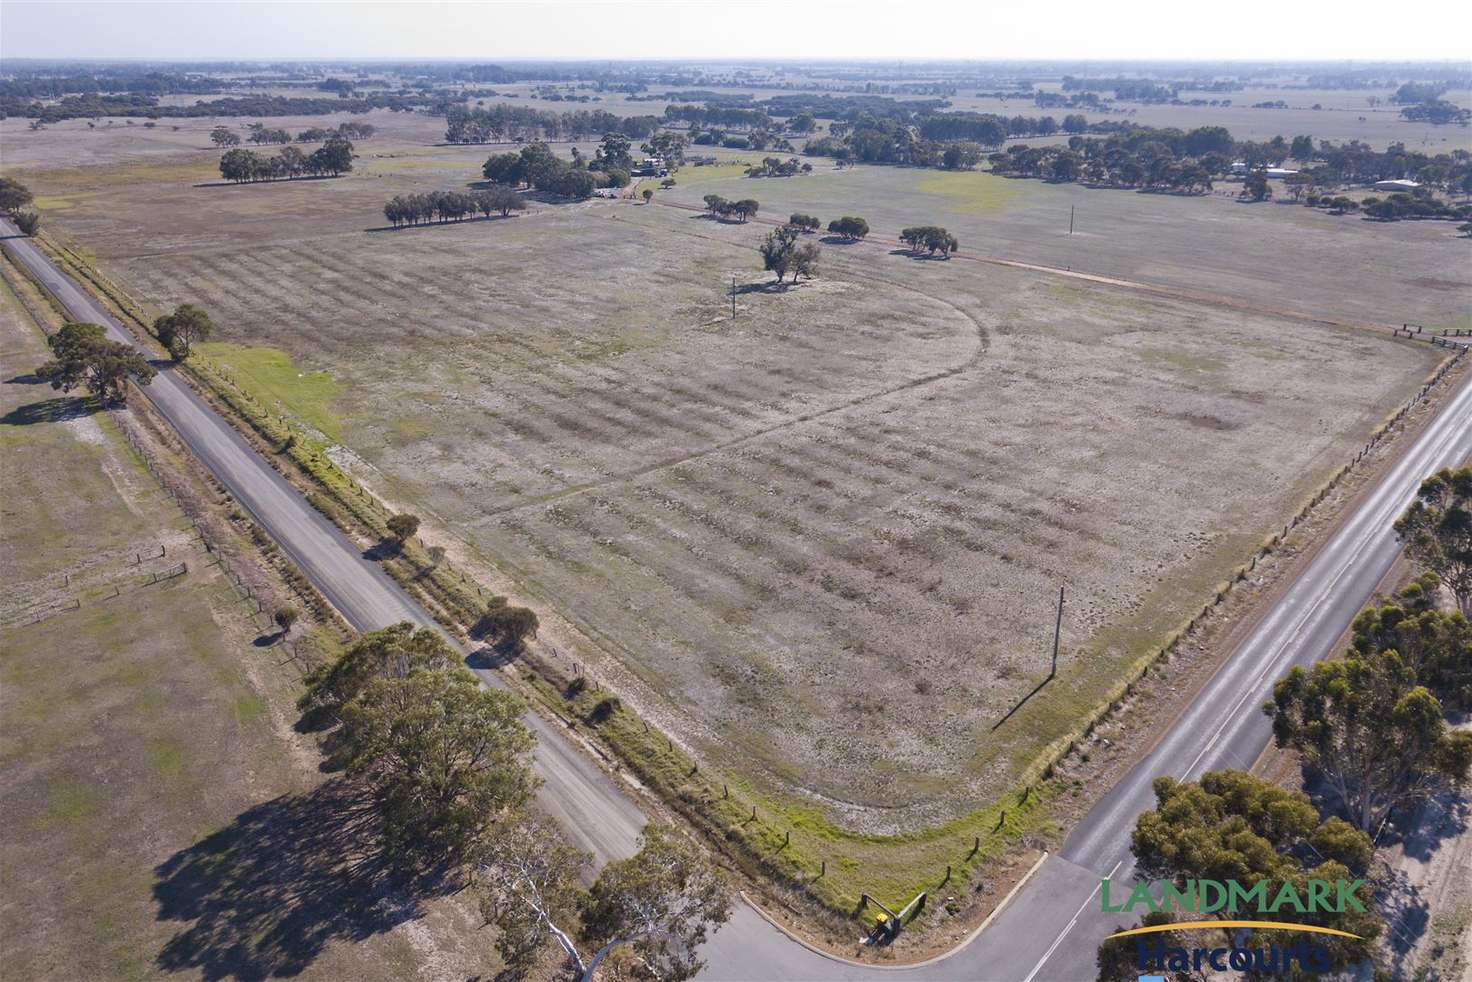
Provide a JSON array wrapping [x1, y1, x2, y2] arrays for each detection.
[[152, 779, 453, 980], [361, 539, 404, 562], [734, 280, 791, 295], [0, 395, 100, 426]]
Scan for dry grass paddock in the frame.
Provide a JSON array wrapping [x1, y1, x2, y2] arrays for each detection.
[[0, 260, 500, 980], [3, 125, 1452, 835]]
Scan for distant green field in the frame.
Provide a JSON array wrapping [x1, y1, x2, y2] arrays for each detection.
[[913, 169, 1026, 214]]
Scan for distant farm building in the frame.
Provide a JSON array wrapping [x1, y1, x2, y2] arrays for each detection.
[[1230, 162, 1299, 179], [631, 157, 669, 177], [1373, 179, 1422, 192]]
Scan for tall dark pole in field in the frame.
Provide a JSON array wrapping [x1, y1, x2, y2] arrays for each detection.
[[731, 274, 737, 319], [1069, 205, 1075, 235], [1050, 585, 1065, 678]]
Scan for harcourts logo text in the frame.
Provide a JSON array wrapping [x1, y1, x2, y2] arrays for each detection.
[[1100, 878, 1365, 978]]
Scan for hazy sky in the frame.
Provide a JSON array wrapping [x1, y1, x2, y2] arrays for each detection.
[[2, 0, 1470, 63]]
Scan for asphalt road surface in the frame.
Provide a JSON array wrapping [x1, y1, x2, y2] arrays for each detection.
[[7, 217, 1468, 981]]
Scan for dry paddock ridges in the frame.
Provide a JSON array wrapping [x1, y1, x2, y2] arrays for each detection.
[[12, 128, 1449, 834]]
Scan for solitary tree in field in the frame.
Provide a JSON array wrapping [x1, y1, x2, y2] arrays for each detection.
[[1395, 466, 1472, 614], [642, 188, 654, 204], [731, 198, 759, 222], [386, 512, 420, 548], [210, 126, 241, 147], [338, 669, 535, 862], [153, 303, 213, 360], [35, 322, 156, 406], [477, 821, 731, 982], [759, 225, 800, 282]]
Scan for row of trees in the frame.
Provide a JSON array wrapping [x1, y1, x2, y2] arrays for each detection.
[[382, 188, 528, 227], [826, 215, 870, 240], [297, 622, 730, 981], [745, 156, 810, 177], [8, 91, 426, 124], [218, 138, 354, 183], [444, 104, 660, 144], [0, 176, 40, 236], [209, 120, 376, 147], [899, 225, 960, 257], [982, 126, 1472, 205], [1103, 467, 1472, 979], [700, 194, 759, 222]]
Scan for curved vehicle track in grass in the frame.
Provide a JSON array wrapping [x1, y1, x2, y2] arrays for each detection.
[[475, 210, 993, 519]]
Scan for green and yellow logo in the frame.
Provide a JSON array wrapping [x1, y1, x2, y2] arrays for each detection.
[[1101, 878, 1366, 940]]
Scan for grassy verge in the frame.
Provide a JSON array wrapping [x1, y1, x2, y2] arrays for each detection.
[[516, 650, 1054, 913]]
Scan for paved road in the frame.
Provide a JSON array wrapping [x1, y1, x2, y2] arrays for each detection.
[[9, 218, 1469, 980], [0, 222, 645, 867]]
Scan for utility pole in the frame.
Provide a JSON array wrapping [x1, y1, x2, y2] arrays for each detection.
[[1050, 585, 1065, 678], [1068, 205, 1075, 235], [731, 274, 737, 319]]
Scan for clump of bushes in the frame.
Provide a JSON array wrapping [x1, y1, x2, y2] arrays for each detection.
[[472, 595, 540, 648]]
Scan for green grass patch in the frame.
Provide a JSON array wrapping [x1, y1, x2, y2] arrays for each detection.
[[671, 162, 751, 188], [913, 170, 1026, 214], [147, 737, 186, 781], [196, 342, 344, 442], [389, 415, 435, 444], [36, 776, 102, 830], [232, 691, 267, 725]]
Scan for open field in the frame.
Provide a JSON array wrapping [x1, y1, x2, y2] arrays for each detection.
[[660, 161, 1472, 329], [4, 126, 1453, 836], [0, 273, 498, 980], [949, 84, 1472, 152]]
